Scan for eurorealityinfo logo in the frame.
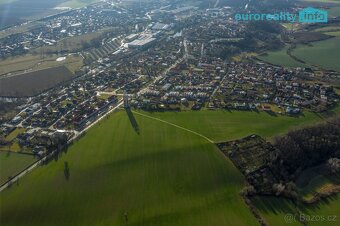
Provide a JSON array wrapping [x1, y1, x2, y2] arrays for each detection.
[[235, 7, 328, 23], [299, 7, 328, 23]]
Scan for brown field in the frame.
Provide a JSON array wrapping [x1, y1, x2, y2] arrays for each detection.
[[0, 54, 83, 76], [0, 66, 73, 97]]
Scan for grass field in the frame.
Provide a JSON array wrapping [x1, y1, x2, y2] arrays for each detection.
[[291, 36, 340, 72], [252, 196, 301, 226], [0, 110, 260, 226], [141, 106, 340, 142], [0, 152, 36, 184], [259, 36, 340, 72], [257, 46, 306, 68], [1, 107, 340, 225]]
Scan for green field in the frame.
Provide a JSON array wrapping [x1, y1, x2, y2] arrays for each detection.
[[140, 107, 340, 142], [257, 46, 306, 68], [253, 194, 340, 226], [0, 110, 258, 226], [291, 36, 340, 72], [1, 108, 339, 225], [0, 152, 36, 184], [252, 196, 301, 226], [259, 36, 340, 72]]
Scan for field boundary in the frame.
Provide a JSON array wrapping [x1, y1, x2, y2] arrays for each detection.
[[132, 110, 214, 143]]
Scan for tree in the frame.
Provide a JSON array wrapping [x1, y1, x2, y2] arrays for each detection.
[[327, 158, 340, 174]]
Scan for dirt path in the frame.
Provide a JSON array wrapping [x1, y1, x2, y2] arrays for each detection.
[[132, 110, 214, 143]]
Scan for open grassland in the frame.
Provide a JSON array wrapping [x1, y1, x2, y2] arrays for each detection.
[[0, 110, 259, 226], [1, 107, 340, 225], [0, 152, 36, 185], [257, 46, 306, 68], [0, 54, 83, 76]]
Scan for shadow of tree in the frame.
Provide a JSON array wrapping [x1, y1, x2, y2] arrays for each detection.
[[64, 161, 70, 181], [126, 108, 140, 134]]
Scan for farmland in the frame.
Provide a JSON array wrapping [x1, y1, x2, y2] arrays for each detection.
[[291, 36, 340, 72], [0, 0, 102, 28], [1, 107, 340, 225], [0, 110, 259, 226], [0, 152, 36, 185], [0, 0, 64, 28], [257, 46, 306, 68], [0, 53, 83, 76], [0, 66, 74, 97], [32, 28, 118, 55], [57, 0, 102, 8], [258, 34, 340, 72], [139, 106, 340, 142]]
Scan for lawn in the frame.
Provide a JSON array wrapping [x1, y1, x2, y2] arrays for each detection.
[[1, 108, 339, 225], [0, 152, 36, 184], [257, 45, 306, 68]]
